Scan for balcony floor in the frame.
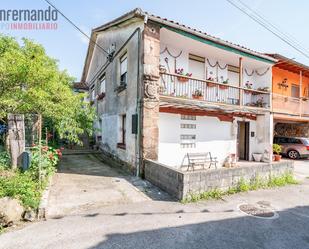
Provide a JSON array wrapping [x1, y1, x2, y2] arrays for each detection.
[[159, 95, 270, 116]]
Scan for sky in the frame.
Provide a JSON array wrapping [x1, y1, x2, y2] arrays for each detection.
[[1, 0, 309, 81]]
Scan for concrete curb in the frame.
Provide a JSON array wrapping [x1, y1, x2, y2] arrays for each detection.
[[37, 175, 53, 220]]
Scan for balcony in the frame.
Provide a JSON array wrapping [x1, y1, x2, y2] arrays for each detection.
[[273, 93, 309, 117], [159, 72, 271, 110]]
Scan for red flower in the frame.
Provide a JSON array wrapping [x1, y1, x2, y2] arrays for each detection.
[[42, 146, 48, 152], [32, 143, 36, 147]]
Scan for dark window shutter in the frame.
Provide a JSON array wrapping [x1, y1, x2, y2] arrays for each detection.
[[132, 114, 138, 134]]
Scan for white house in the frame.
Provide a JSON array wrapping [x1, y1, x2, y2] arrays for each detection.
[[80, 8, 277, 175]]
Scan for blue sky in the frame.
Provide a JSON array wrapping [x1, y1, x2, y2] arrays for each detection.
[[2, 0, 309, 80]]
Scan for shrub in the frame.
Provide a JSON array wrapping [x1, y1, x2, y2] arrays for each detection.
[[0, 171, 41, 209], [0, 150, 10, 170], [28, 145, 61, 180], [0, 145, 62, 209]]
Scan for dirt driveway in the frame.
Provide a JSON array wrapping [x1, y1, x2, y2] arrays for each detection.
[[47, 153, 169, 218]]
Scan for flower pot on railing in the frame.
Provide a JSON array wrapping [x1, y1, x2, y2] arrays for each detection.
[[177, 76, 189, 83], [207, 82, 217, 87], [192, 94, 203, 100], [219, 84, 228, 90], [244, 89, 252, 94]]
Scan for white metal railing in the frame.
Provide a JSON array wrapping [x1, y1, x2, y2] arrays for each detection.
[[159, 72, 270, 109]]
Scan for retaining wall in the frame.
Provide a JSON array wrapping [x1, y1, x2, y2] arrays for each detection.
[[144, 160, 294, 200]]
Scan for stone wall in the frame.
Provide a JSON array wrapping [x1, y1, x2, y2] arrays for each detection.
[[275, 122, 309, 137], [145, 159, 294, 200], [141, 22, 161, 174]]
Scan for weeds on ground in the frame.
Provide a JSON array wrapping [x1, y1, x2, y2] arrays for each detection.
[[182, 172, 298, 203]]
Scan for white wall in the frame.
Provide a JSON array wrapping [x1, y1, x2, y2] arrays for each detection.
[[158, 112, 272, 168], [158, 113, 236, 168]]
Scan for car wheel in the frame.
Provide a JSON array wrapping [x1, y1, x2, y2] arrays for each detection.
[[287, 150, 300, 160]]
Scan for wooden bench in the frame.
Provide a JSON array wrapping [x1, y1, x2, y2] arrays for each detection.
[[182, 152, 218, 171]]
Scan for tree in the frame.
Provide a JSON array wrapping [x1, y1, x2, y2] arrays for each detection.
[[0, 35, 95, 145]]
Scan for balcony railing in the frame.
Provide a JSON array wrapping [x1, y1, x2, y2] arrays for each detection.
[[273, 93, 309, 117], [159, 72, 270, 109]]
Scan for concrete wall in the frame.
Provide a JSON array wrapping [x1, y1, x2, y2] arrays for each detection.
[[85, 19, 144, 173], [145, 159, 294, 200], [158, 112, 273, 168]]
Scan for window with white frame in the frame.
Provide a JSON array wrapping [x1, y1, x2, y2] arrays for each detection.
[[90, 85, 95, 101], [117, 114, 126, 149], [120, 53, 128, 85], [99, 75, 106, 94]]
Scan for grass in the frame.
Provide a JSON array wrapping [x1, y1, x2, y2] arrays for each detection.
[[182, 172, 298, 203]]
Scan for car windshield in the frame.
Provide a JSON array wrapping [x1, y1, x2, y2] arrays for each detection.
[[302, 138, 309, 145]]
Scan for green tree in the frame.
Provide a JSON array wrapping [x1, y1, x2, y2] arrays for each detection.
[[0, 35, 95, 144]]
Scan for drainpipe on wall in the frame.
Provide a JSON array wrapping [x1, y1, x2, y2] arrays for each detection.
[[135, 13, 148, 177], [135, 27, 142, 177]]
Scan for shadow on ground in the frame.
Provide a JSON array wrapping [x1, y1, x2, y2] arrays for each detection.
[[87, 205, 309, 249]]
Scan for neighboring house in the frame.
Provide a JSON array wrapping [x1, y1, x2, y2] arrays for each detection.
[[81, 8, 277, 175], [268, 54, 309, 137]]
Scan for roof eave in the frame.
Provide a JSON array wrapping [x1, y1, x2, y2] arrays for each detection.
[[147, 15, 277, 64]]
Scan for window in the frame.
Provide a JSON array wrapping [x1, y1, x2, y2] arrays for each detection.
[[90, 85, 95, 103], [180, 124, 196, 129], [120, 53, 128, 85], [181, 115, 196, 120], [99, 75, 106, 94], [287, 138, 302, 144], [180, 143, 196, 148], [180, 134, 196, 140], [117, 114, 126, 149], [189, 54, 205, 79], [291, 84, 300, 98]]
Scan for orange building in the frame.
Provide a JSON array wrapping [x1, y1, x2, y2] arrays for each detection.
[[268, 54, 309, 136]]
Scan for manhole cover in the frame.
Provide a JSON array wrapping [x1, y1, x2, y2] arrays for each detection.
[[238, 203, 279, 219]]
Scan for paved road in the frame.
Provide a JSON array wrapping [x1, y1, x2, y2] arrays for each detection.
[[0, 155, 309, 249], [293, 158, 309, 180]]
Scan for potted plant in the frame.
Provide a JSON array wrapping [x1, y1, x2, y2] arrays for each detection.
[[192, 89, 203, 100], [219, 78, 229, 90], [207, 72, 216, 87], [255, 97, 267, 108], [159, 64, 167, 74], [244, 81, 253, 94], [273, 143, 282, 161], [257, 86, 270, 92], [175, 68, 192, 82]]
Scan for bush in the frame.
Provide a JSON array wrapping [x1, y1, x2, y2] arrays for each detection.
[[0, 171, 41, 208], [0, 150, 10, 170], [28, 145, 61, 180], [0, 145, 62, 209]]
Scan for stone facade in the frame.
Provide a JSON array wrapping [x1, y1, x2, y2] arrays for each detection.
[[141, 22, 161, 171]]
